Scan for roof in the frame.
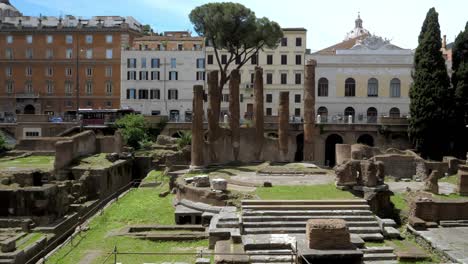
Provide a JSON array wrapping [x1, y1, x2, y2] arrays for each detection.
[[313, 34, 368, 55], [135, 35, 204, 42], [282, 28, 307, 32]]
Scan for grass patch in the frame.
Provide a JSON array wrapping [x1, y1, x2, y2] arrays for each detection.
[[440, 174, 459, 185], [391, 193, 409, 213], [47, 188, 208, 264], [0, 156, 54, 170], [71, 154, 114, 170], [255, 184, 358, 200], [434, 193, 466, 200], [141, 170, 166, 184]]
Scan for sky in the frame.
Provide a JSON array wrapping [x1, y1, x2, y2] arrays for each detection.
[[14, 0, 468, 51]]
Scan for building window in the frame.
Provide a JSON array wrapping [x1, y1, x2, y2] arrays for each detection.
[[367, 78, 378, 97], [105, 66, 112, 77], [25, 81, 33, 93], [25, 131, 40, 137], [105, 82, 113, 95], [141, 58, 147, 68], [296, 37, 302, 47], [151, 111, 161, 116], [6, 81, 14, 94], [150, 89, 160, 99], [344, 107, 355, 120], [65, 100, 73, 108], [266, 94, 273, 103], [196, 58, 205, 69], [6, 48, 13, 59], [223, 94, 230, 102], [46, 81, 54, 95], [390, 78, 401, 97], [318, 78, 328, 97], [317, 107, 328, 122], [177, 44, 183, 51], [66, 35, 73, 44], [251, 54, 258, 65], [250, 73, 255, 84], [169, 71, 178, 81], [345, 78, 356, 97], [266, 108, 272, 116], [104, 35, 112, 44], [138, 89, 149, 99], [196, 71, 205, 81], [26, 48, 33, 59], [221, 54, 227, 64], [66, 48, 73, 59], [295, 73, 302, 85], [295, 54, 302, 65], [46, 67, 53, 77], [85, 35, 93, 44], [26, 66, 32, 77], [295, 94, 301, 103], [126, 88, 136, 99], [65, 81, 73, 96], [46, 48, 53, 59], [127, 71, 136, 80], [6, 35, 13, 44], [5, 67, 12, 77], [65, 68, 72, 77], [86, 67, 93, 77], [46, 35, 53, 44], [235, 56, 241, 65], [86, 49, 93, 59], [106, 101, 112, 108], [281, 55, 287, 65], [86, 101, 93, 108], [151, 71, 160, 80], [207, 55, 214, 65], [171, 58, 176, 68], [367, 107, 378, 123], [151, 58, 160, 68], [389, 107, 400, 118], [26, 35, 33, 44], [240, 94, 244, 103], [267, 54, 273, 65], [168, 89, 178, 100], [139, 71, 149, 80], [85, 82, 93, 95], [294, 108, 301, 116], [281, 73, 287, 85], [266, 73, 273, 85], [128, 58, 137, 68], [106, 49, 113, 59], [281, 37, 287, 47]]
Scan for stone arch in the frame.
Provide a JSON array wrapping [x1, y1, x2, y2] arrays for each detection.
[[325, 134, 344, 167], [357, 134, 374, 147], [366, 107, 378, 123], [389, 107, 400, 118], [24, 104, 35, 115], [294, 133, 304, 162], [317, 107, 328, 123]]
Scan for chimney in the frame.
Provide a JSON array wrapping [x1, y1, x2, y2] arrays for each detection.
[[442, 35, 447, 49]]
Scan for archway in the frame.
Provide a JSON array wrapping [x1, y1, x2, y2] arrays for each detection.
[[294, 133, 304, 162], [367, 107, 378, 123], [357, 134, 374, 147], [325, 134, 344, 167], [24, 105, 35, 115]]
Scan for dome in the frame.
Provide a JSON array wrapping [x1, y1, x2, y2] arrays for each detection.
[[344, 13, 370, 41], [0, 0, 22, 19]]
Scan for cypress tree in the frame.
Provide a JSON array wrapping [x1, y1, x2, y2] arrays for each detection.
[[409, 8, 453, 160], [452, 22, 468, 157]]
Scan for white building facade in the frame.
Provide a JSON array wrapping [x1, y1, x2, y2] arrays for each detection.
[[120, 50, 205, 122], [308, 16, 414, 124]]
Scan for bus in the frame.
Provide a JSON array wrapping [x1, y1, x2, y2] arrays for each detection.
[[78, 109, 134, 126]]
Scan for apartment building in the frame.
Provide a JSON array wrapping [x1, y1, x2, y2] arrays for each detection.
[[308, 15, 413, 124], [205, 28, 308, 120], [0, 1, 142, 120], [120, 32, 205, 121]]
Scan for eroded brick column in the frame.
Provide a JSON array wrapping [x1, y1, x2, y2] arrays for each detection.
[[191, 85, 204, 168], [253, 67, 264, 161], [229, 70, 241, 161], [279, 92, 290, 161], [207, 71, 219, 162], [304, 60, 317, 162]]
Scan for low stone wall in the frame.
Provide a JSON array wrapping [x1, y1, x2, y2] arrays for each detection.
[[411, 199, 468, 222], [374, 154, 417, 179], [351, 144, 382, 160], [15, 138, 62, 152], [175, 179, 228, 207], [54, 131, 97, 171]]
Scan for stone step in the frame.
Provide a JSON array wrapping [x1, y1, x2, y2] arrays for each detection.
[[358, 233, 385, 242], [363, 261, 398, 264], [248, 255, 296, 262], [363, 253, 398, 261], [241, 200, 368, 206], [242, 215, 377, 222], [362, 247, 395, 254], [237, 221, 379, 229], [246, 249, 296, 254], [243, 226, 382, 235], [242, 205, 370, 211], [242, 209, 373, 216]]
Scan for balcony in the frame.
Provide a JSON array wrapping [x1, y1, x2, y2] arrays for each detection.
[[15, 92, 40, 99], [316, 113, 409, 125]]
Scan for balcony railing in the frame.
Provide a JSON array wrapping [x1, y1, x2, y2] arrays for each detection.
[[15, 92, 40, 99]]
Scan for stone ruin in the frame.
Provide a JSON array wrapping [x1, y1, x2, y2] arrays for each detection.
[[458, 165, 468, 196], [306, 219, 352, 250]]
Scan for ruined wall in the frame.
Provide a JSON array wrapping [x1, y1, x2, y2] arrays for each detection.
[[412, 200, 468, 222], [373, 155, 417, 179], [96, 136, 115, 153], [15, 138, 62, 152], [54, 131, 97, 171]]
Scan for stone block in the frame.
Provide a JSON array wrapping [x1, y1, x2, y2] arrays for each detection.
[[0, 237, 16, 253], [384, 226, 401, 239], [408, 216, 426, 230], [193, 176, 210, 188], [361, 160, 378, 187], [196, 258, 210, 264], [306, 219, 352, 250], [211, 179, 227, 191], [458, 166, 468, 196]]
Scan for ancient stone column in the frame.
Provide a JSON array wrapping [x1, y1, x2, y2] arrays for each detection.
[[304, 60, 317, 162], [253, 67, 264, 161], [207, 71, 220, 162], [279, 92, 289, 161], [191, 85, 204, 168], [229, 70, 241, 161]]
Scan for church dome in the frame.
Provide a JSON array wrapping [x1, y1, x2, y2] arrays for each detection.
[[0, 0, 22, 19], [345, 13, 370, 41]]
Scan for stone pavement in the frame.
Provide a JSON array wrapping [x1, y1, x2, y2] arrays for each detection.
[[412, 227, 468, 263], [229, 171, 335, 186], [388, 181, 457, 195]]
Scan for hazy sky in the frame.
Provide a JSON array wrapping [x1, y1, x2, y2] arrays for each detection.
[[15, 0, 468, 51]]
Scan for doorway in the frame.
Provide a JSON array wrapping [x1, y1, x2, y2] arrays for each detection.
[[325, 134, 344, 167], [294, 133, 304, 162]]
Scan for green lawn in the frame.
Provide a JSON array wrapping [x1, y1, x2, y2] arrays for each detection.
[[47, 181, 208, 264], [255, 184, 358, 200], [0, 156, 54, 170], [71, 154, 114, 170], [141, 170, 164, 184], [391, 193, 409, 212], [440, 174, 459, 185]]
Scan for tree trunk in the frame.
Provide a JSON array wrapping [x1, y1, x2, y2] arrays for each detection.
[[229, 70, 241, 161], [253, 67, 264, 161], [304, 60, 317, 162]]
